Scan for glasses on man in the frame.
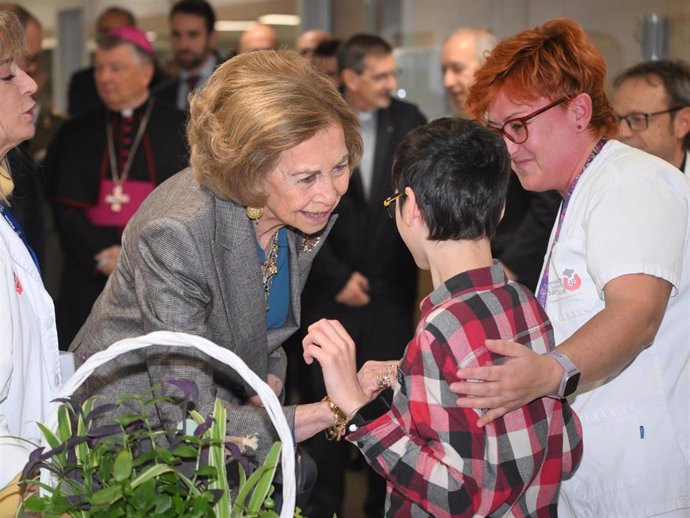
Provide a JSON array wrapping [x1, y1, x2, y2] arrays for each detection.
[[616, 106, 686, 132], [488, 97, 569, 144], [383, 191, 406, 219]]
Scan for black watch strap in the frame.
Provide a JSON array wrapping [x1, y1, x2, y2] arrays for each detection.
[[345, 395, 390, 437]]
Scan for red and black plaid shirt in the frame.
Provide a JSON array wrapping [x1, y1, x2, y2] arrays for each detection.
[[347, 261, 583, 517]]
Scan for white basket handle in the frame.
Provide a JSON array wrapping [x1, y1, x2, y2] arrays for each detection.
[[44, 330, 295, 517]]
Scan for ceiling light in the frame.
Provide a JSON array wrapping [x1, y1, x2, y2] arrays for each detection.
[[257, 14, 301, 26], [215, 20, 255, 32]]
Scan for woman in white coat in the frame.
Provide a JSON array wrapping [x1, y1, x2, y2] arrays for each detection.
[[0, 11, 61, 489]]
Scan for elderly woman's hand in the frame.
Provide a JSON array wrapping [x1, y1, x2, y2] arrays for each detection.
[[248, 373, 283, 407], [449, 339, 558, 427], [357, 360, 399, 399], [303, 319, 369, 416]]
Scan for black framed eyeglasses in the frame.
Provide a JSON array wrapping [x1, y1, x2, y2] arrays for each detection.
[[488, 97, 570, 144], [383, 191, 406, 219], [616, 106, 686, 132]]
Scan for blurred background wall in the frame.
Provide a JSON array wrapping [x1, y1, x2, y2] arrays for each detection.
[[20, 0, 690, 118]]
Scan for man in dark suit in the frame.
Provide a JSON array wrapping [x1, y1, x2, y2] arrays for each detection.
[[300, 33, 427, 518], [152, 0, 219, 112]]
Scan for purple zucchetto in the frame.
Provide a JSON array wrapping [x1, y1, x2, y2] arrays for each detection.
[[108, 26, 153, 55]]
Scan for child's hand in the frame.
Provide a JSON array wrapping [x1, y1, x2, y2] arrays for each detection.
[[303, 319, 369, 416]]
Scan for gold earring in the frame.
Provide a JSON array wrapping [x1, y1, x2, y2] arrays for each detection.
[[246, 206, 264, 220]]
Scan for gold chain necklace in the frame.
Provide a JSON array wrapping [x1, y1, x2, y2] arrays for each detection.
[[260, 231, 280, 311]]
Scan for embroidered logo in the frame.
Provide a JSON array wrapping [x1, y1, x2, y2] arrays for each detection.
[[14, 273, 22, 295], [561, 268, 582, 291]]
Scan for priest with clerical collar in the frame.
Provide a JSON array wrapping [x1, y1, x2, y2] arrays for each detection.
[[46, 26, 188, 349]]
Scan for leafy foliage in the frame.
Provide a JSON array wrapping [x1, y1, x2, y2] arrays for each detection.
[[18, 382, 306, 517]]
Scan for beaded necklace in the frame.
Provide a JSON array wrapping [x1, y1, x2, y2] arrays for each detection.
[[260, 231, 280, 311]]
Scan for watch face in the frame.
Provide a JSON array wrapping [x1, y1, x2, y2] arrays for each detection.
[[563, 372, 581, 397]]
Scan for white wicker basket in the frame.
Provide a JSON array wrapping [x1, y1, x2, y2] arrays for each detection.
[[43, 330, 296, 517]]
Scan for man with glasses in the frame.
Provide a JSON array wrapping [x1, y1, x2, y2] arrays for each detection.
[[612, 59, 690, 173], [299, 33, 426, 518]]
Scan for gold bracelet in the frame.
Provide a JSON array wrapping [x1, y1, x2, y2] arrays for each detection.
[[322, 396, 348, 441]]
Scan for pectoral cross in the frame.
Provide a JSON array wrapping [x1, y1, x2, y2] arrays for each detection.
[[105, 184, 130, 212]]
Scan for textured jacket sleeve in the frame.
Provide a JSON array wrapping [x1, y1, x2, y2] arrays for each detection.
[[74, 215, 296, 465]]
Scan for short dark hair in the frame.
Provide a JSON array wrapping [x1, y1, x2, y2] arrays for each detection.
[[170, 0, 216, 34], [314, 39, 341, 59], [392, 117, 511, 241], [614, 59, 690, 150], [339, 33, 392, 74]]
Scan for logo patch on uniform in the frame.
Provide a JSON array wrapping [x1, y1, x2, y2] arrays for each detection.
[[14, 273, 22, 295], [561, 268, 582, 291]]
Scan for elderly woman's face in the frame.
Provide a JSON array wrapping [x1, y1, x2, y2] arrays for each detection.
[[0, 57, 37, 155], [262, 124, 350, 235], [488, 90, 575, 194]]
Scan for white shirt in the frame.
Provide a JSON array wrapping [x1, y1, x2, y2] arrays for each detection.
[[540, 141, 690, 517], [356, 110, 378, 200], [176, 55, 217, 111], [0, 212, 61, 487]]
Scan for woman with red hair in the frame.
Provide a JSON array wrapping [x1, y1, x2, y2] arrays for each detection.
[[450, 18, 690, 517]]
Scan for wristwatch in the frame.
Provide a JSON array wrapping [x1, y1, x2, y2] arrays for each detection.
[[547, 350, 581, 398], [344, 395, 390, 437]]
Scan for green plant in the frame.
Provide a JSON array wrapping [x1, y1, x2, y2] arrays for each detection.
[[17, 382, 306, 518]]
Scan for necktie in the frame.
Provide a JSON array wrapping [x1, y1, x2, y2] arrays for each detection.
[[186, 75, 199, 92]]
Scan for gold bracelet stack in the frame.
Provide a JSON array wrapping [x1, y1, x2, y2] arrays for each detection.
[[376, 361, 398, 391], [322, 396, 348, 441]]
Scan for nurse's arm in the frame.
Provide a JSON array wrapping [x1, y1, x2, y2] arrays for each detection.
[[449, 273, 672, 426]]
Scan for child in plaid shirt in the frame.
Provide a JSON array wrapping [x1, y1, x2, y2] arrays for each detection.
[[303, 118, 583, 517]]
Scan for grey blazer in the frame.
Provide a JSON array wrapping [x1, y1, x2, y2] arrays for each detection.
[[70, 168, 333, 462]]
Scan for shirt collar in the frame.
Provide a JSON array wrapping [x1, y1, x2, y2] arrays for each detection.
[[180, 55, 217, 81], [421, 260, 508, 315]]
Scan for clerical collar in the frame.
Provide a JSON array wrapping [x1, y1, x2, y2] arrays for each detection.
[[114, 97, 150, 118], [180, 55, 217, 82]]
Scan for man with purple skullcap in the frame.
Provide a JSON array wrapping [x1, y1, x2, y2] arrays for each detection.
[[46, 26, 189, 348]]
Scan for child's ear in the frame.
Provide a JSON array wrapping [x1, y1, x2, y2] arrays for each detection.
[[403, 187, 422, 225]]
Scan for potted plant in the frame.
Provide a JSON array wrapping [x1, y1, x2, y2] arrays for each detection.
[[17, 384, 303, 518], [9, 331, 304, 518]]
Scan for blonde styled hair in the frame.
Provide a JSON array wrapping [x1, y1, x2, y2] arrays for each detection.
[[0, 11, 25, 203], [187, 50, 362, 206]]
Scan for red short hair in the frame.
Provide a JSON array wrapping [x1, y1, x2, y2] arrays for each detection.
[[466, 18, 618, 139]]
